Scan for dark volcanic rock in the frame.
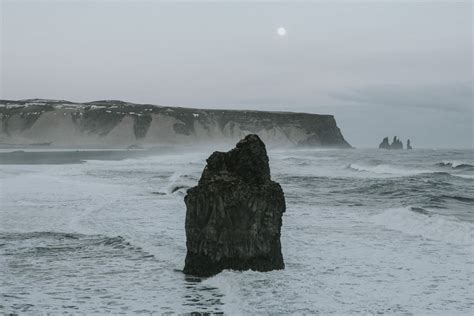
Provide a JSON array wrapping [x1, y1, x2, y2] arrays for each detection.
[[379, 137, 390, 149], [391, 136, 403, 150], [183, 134, 286, 277], [379, 136, 404, 150]]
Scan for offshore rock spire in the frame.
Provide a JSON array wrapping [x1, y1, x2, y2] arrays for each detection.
[[183, 134, 286, 277]]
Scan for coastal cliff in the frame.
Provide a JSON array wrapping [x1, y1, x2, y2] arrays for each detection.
[[0, 99, 351, 148]]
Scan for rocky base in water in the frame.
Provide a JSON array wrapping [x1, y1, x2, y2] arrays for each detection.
[[0, 99, 351, 148], [183, 134, 285, 277]]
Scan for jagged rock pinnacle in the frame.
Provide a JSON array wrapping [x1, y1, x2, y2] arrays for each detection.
[[183, 134, 286, 277]]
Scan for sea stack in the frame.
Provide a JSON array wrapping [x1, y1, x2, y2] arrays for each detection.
[[391, 136, 403, 149], [183, 134, 286, 277], [378, 136, 404, 150], [407, 139, 412, 150], [379, 137, 390, 149]]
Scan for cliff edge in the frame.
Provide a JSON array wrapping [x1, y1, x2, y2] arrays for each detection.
[[0, 99, 351, 148]]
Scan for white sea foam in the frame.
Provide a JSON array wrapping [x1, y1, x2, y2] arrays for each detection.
[[202, 272, 247, 315], [453, 174, 474, 179], [348, 163, 429, 176], [2, 148, 473, 314], [370, 207, 474, 246], [165, 171, 193, 194], [440, 160, 472, 169]]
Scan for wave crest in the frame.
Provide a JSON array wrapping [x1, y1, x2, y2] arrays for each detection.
[[348, 163, 428, 176], [436, 161, 474, 170], [370, 207, 473, 245]]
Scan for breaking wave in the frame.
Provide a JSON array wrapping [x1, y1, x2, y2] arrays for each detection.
[[158, 171, 196, 195], [370, 207, 473, 245], [452, 174, 474, 180], [435, 161, 474, 171], [0, 232, 153, 258], [348, 163, 429, 176]]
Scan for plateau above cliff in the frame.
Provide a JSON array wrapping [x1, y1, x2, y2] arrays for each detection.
[[0, 99, 351, 148]]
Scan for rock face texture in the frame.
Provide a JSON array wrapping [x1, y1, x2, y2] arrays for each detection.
[[183, 134, 286, 277], [0, 99, 351, 148]]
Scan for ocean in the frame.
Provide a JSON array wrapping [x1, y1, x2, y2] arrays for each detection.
[[1, 147, 473, 314]]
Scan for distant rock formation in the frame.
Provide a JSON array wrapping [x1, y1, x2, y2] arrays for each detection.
[[391, 136, 403, 150], [183, 134, 285, 277], [379, 136, 404, 150], [379, 137, 390, 149], [0, 99, 351, 148], [407, 139, 412, 150]]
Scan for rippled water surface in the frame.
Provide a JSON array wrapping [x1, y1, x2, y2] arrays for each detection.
[[1, 147, 473, 314]]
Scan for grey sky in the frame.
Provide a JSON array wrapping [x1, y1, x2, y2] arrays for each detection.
[[1, 1, 472, 148]]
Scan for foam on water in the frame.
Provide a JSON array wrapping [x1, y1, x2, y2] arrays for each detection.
[[370, 206, 474, 246], [438, 160, 474, 169], [1, 148, 473, 314], [453, 174, 474, 179], [348, 163, 431, 177], [164, 171, 194, 195]]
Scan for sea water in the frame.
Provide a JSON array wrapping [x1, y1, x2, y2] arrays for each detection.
[[1, 147, 473, 314]]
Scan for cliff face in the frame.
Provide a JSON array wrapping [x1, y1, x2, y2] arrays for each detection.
[[0, 99, 351, 148]]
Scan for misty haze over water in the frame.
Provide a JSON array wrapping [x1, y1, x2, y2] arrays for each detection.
[[0, 0, 473, 314], [1, 1, 472, 148]]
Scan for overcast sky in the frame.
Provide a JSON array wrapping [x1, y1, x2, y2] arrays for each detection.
[[1, 1, 472, 148]]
